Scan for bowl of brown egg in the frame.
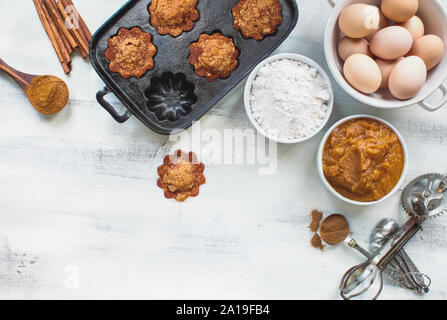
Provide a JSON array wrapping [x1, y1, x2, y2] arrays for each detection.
[[324, 0, 447, 111]]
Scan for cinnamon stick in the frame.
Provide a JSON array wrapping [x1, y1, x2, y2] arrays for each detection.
[[60, 0, 88, 59], [47, 0, 89, 56], [42, 2, 72, 65], [61, 0, 92, 41], [56, 0, 89, 58], [33, 0, 71, 74], [43, 0, 78, 50], [59, 28, 73, 54], [56, 11, 73, 55]]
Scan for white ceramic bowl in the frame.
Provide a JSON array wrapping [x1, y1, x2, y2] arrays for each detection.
[[324, 0, 447, 111], [317, 114, 408, 206], [244, 53, 334, 144]]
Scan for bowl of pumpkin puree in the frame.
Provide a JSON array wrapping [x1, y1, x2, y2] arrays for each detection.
[[317, 115, 408, 206]]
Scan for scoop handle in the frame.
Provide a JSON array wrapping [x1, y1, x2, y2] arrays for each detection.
[[346, 237, 370, 257], [0, 58, 35, 90]]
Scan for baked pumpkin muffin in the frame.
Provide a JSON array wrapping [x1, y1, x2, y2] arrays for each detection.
[[149, 0, 199, 37], [188, 33, 239, 82], [232, 0, 283, 41], [104, 27, 157, 79], [157, 150, 206, 202]]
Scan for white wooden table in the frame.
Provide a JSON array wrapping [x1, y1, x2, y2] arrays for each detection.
[[1, 0, 446, 300]]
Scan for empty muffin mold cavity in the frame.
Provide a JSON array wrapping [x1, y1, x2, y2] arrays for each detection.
[[145, 72, 197, 122]]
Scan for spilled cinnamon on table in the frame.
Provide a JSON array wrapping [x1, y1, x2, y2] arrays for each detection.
[[33, 0, 92, 74], [309, 209, 323, 233], [309, 209, 324, 250], [311, 233, 324, 251]]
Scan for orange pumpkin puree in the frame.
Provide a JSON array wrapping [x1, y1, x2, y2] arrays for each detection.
[[322, 118, 404, 202]]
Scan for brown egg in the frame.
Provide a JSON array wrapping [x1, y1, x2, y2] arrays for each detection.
[[382, 0, 419, 23], [375, 58, 399, 88], [370, 26, 413, 60], [397, 16, 424, 42], [338, 4, 381, 38], [366, 9, 389, 41], [338, 37, 372, 61], [389, 56, 427, 99], [344, 54, 382, 94], [410, 35, 445, 70]]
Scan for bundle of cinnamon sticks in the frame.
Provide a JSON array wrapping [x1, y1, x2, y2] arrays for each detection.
[[33, 0, 92, 74]]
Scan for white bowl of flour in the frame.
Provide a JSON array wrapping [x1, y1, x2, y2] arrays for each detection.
[[244, 53, 334, 144]]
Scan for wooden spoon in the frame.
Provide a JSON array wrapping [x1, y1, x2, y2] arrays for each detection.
[[0, 58, 68, 114], [0, 57, 37, 91]]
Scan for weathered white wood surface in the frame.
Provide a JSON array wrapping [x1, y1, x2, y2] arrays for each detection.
[[0, 0, 446, 300]]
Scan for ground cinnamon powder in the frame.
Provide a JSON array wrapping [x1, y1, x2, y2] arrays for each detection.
[[309, 209, 324, 250], [320, 214, 350, 245], [311, 233, 324, 250], [309, 210, 323, 232], [25, 75, 69, 114]]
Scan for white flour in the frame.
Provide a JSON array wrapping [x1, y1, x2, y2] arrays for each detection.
[[249, 59, 331, 141]]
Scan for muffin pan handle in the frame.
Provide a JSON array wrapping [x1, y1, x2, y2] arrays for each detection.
[[96, 87, 131, 123], [419, 82, 447, 112], [326, 0, 336, 8]]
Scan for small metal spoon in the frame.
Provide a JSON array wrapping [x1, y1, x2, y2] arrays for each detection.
[[370, 218, 430, 293]]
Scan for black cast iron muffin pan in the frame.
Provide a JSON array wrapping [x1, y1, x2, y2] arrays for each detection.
[[90, 0, 299, 135]]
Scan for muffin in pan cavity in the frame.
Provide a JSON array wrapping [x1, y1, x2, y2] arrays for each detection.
[[232, 0, 283, 41], [188, 32, 239, 82], [104, 27, 157, 79], [149, 0, 199, 37]]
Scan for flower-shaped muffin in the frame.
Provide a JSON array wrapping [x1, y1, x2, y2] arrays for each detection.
[[145, 72, 197, 122], [188, 33, 239, 82], [105, 27, 157, 79], [157, 150, 206, 202], [232, 0, 283, 41], [149, 0, 199, 37]]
